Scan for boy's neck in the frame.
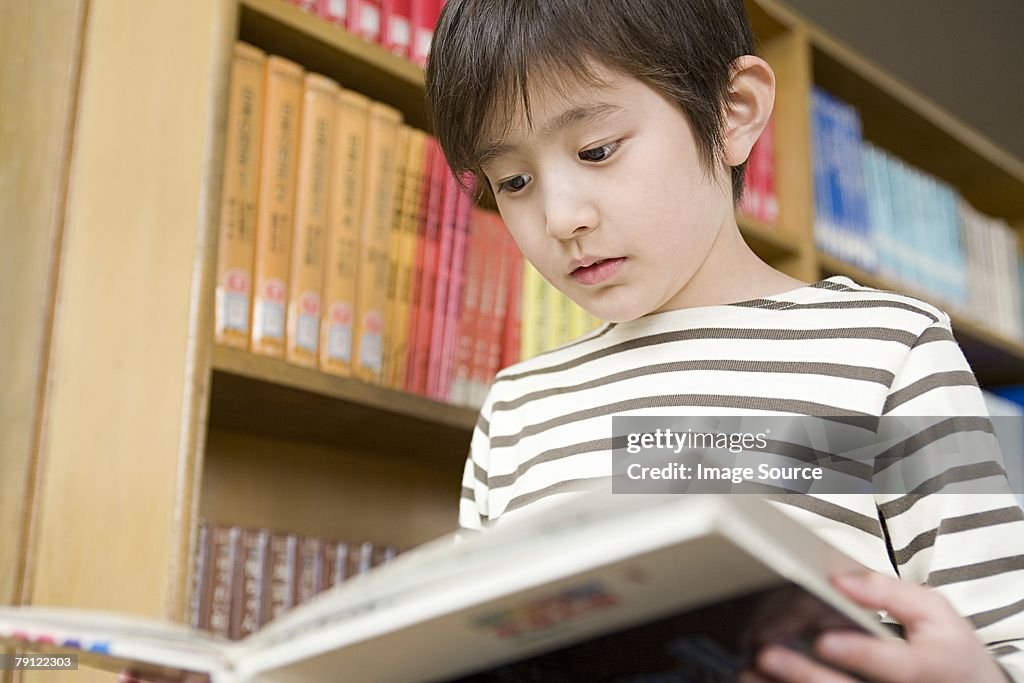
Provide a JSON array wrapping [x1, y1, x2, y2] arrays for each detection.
[[652, 214, 809, 313]]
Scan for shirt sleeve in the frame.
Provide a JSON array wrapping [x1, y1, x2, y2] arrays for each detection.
[[455, 393, 494, 543], [874, 312, 1024, 681]]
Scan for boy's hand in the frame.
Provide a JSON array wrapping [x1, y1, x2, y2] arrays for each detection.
[[740, 572, 1010, 683]]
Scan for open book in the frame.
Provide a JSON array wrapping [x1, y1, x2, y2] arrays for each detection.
[[0, 491, 893, 682]]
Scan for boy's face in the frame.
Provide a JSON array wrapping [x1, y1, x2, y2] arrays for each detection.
[[479, 61, 735, 323]]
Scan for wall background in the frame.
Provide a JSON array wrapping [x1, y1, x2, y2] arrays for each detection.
[[781, 0, 1024, 162]]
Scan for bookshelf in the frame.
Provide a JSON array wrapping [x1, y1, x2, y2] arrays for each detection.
[[5, 1, 1024, 678]]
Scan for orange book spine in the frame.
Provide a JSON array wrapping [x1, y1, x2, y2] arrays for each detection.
[[215, 43, 266, 349], [469, 213, 502, 404], [286, 74, 339, 367], [352, 102, 404, 383], [251, 56, 305, 357], [402, 139, 436, 391], [382, 124, 411, 385], [387, 128, 427, 388], [320, 89, 371, 376]]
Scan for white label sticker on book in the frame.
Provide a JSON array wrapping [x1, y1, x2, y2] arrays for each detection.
[[297, 314, 319, 352], [390, 17, 411, 46], [328, 325, 352, 362], [258, 302, 285, 340], [361, 5, 380, 36], [328, 0, 346, 19], [359, 333, 383, 372], [224, 293, 250, 332]]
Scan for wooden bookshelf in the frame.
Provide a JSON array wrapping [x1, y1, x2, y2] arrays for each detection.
[[210, 345, 477, 455], [8, 1, 1024, 669]]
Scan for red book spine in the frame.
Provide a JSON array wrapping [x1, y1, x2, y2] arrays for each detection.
[[501, 224, 523, 370], [469, 214, 501, 403], [485, 213, 511, 385], [318, 0, 349, 26], [411, 0, 441, 67], [450, 208, 487, 405], [426, 169, 460, 397], [381, 0, 413, 59], [348, 0, 383, 42], [762, 116, 779, 224], [407, 139, 446, 394], [437, 175, 475, 401]]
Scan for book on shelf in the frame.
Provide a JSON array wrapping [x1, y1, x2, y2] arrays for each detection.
[[286, 73, 339, 367], [1, 492, 891, 683], [214, 43, 266, 350], [251, 55, 304, 358], [320, 88, 370, 376], [737, 113, 778, 226], [192, 521, 402, 643]]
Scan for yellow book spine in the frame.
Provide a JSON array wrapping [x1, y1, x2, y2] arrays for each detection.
[[286, 73, 339, 367], [382, 124, 411, 387], [215, 42, 265, 349], [320, 89, 370, 376], [352, 102, 404, 383], [519, 262, 543, 360], [251, 55, 304, 357], [388, 127, 427, 388], [544, 280, 564, 352]]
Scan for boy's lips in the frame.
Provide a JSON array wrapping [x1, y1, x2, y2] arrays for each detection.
[[569, 257, 626, 285]]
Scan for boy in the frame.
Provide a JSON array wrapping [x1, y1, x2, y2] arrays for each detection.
[[424, 0, 1024, 681]]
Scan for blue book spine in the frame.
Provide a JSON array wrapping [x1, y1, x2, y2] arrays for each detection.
[[811, 89, 834, 258]]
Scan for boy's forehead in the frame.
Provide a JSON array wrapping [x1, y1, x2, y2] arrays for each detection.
[[478, 65, 633, 165]]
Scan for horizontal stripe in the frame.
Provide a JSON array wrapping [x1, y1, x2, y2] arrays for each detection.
[[992, 644, 1020, 658], [917, 325, 957, 345], [496, 327, 920, 384], [929, 555, 1024, 587], [489, 396, 877, 450], [762, 493, 884, 538], [492, 360, 894, 413], [883, 371, 980, 413], [505, 476, 611, 514], [733, 298, 940, 323], [461, 486, 475, 502], [488, 438, 612, 491], [893, 506, 1024, 566], [969, 596, 1024, 630], [878, 461, 1010, 518], [873, 416, 998, 473]]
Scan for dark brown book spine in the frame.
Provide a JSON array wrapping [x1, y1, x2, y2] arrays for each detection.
[[296, 536, 325, 605], [208, 525, 242, 638], [232, 527, 270, 639], [325, 541, 351, 587], [263, 531, 298, 624]]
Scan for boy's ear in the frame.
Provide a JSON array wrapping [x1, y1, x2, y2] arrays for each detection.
[[722, 55, 776, 167]]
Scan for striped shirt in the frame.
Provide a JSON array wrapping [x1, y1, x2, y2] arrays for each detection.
[[459, 275, 1024, 679]]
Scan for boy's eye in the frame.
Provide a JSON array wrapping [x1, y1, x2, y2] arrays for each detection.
[[578, 140, 622, 163], [497, 175, 530, 194]]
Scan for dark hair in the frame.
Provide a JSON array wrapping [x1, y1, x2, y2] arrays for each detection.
[[424, 0, 758, 205]]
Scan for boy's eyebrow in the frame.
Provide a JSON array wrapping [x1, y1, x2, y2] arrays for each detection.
[[477, 102, 624, 167]]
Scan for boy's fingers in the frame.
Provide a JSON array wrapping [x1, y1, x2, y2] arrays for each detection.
[[832, 572, 949, 628], [756, 646, 859, 683], [815, 631, 919, 683]]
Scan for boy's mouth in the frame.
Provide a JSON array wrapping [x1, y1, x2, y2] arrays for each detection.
[[570, 257, 626, 285]]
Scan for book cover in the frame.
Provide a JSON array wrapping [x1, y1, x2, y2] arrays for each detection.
[[215, 43, 266, 350], [251, 56, 305, 357], [1, 494, 891, 683], [320, 89, 370, 376], [286, 73, 339, 368], [352, 103, 404, 383]]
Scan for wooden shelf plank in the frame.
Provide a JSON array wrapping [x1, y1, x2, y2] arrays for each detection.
[[738, 214, 806, 262], [238, 0, 431, 130], [817, 253, 1024, 386], [209, 346, 478, 461]]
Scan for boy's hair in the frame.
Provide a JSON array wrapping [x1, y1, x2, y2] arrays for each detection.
[[425, 0, 758, 205]]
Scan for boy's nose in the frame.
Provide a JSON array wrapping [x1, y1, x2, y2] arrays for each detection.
[[543, 190, 599, 241]]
